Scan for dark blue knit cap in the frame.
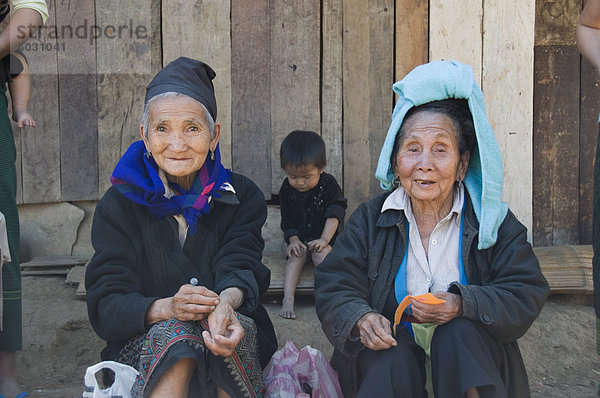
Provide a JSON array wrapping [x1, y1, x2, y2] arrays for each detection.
[[145, 57, 218, 121]]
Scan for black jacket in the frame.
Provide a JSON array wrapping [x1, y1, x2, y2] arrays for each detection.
[[86, 173, 277, 368], [314, 190, 549, 397]]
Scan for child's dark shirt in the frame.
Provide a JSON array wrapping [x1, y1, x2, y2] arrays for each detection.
[[279, 172, 347, 245]]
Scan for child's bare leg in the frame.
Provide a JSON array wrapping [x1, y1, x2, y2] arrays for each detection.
[[9, 52, 35, 128], [280, 251, 308, 319], [311, 245, 332, 267]]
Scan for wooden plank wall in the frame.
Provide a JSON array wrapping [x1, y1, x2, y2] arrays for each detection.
[[483, 0, 536, 236], [429, 0, 483, 85], [533, 0, 599, 246], [56, 0, 98, 201], [96, 0, 157, 195], [11, 0, 594, 246], [395, 0, 428, 82], [231, 1, 272, 195], [16, 0, 60, 204], [342, 0, 394, 212], [321, 0, 343, 184]]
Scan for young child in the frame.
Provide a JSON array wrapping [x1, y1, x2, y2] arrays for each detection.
[[278, 130, 347, 319]]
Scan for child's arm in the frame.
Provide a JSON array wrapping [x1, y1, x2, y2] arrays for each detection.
[[0, 8, 43, 59], [308, 217, 339, 253], [9, 52, 35, 127]]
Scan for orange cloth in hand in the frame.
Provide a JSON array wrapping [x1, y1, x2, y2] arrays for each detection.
[[393, 293, 446, 335]]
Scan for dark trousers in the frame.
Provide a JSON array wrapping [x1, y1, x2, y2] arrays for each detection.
[[356, 327, 427, 398], [432, 318, 507, 398], [356, 318, 508, 398]]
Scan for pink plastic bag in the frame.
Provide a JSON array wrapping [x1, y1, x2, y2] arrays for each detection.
[[263, 341, 343, 398]]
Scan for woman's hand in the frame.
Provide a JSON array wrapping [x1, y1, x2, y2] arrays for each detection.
[[287, 237, 307, 258], [353, 312, 397, 351], [145, 285, 220, 325], [169, 284, 220, 321], [308, 238, 328, 253], [410, 291, 463, 325], [203, 302, 245, 357]]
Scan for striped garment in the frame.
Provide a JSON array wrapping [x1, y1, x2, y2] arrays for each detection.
[[0, 86, 22, 350]]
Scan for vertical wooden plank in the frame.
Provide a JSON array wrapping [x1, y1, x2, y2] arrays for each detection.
[[56, 0, 98, 201], [343, 0, 369, 212], [96, 0, 156, 195], [533, 46, 580, 246], [231, 1, 271, 197], [343, 0, 394, 214], [394, 0, 428, 82], [482, 0, 535, 236], [322, 0, 343, 184], [161, 1, 232, 168], [535, 0, 581, 46], [269, 0, 321, 194], [18, 0, 60, 203], [580, 58, 600, 244], [429, 0, 482, 85], [150, 0, 162, 76]]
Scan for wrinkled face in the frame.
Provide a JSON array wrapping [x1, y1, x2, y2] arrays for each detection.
[[284, 164, 323, 192], [141, 95, 220, 179], [393, 111, 469, 208]]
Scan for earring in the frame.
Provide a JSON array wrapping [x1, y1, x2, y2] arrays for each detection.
[[456, 179, 464, 192], [392, 176, 401, 189], [144, 151, 152, 159], [210, 150, 215, 161]]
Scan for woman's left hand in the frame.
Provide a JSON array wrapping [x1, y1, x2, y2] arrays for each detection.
[[203, 302, 245, 357], [410, 291, 463, 325]]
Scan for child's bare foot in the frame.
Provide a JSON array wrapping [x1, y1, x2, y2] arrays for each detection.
[[13, 110, 36, 128], [279, 297, 296, 319]]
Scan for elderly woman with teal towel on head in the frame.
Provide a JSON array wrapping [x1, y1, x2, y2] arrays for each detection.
[[86, 57, 277, 398], [314, 60, 549, 397]]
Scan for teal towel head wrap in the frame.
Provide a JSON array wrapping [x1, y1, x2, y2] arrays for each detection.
[[375, 60, 508, 250]]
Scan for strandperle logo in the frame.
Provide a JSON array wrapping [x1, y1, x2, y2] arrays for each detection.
[[17, 19, 148, 45]]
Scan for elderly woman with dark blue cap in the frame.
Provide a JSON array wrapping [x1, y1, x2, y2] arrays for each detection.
[[85, 57, 277, 398], [314, 61, 549, 398]]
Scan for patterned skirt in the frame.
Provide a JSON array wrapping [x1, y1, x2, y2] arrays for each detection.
[[117, 313, 265, 398]]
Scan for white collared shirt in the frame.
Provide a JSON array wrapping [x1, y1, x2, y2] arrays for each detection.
[[381, 185, 464, 295]]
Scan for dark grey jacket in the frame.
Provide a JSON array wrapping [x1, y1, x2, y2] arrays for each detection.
[[86, 173, 277, 368], [314, 190, 549, 397]]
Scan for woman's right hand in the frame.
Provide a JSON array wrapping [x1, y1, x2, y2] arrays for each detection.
[[170, 284, 220, 321], [353, 312, 398, 351], [145, 285, 220, 324]]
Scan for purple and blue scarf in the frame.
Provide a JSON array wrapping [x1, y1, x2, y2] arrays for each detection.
[[110, 140, 231, 235]]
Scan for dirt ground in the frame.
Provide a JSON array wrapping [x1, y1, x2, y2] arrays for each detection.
[[15, 275, 600, 397]]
